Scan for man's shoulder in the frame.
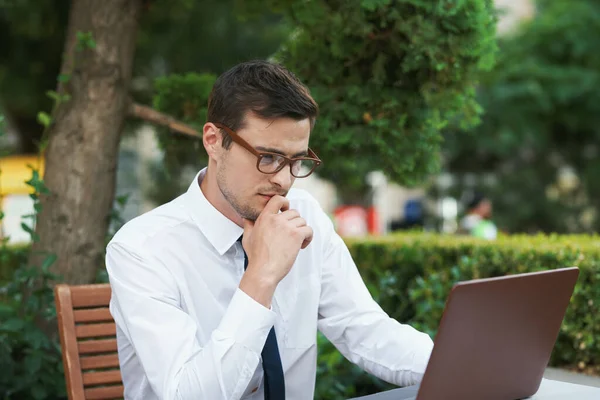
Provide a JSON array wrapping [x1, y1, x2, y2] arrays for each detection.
[[109, 194, 192, 250]]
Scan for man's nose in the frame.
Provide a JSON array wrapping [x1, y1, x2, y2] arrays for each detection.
[[270, 165, 294, 189]]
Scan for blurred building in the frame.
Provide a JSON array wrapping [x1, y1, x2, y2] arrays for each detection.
[[495, 0, 535, 35]]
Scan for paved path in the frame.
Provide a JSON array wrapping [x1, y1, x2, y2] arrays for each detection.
[[544, 368, 600, 388]]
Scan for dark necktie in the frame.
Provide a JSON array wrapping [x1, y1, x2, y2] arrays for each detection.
[[238, 236, 286, 399]]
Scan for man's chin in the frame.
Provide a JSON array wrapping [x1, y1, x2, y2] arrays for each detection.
[[238, 206, 261, 222]]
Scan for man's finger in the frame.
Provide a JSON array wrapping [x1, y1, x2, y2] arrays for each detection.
[[298, 226, 313, 249], [280, 209, 301, 221], [289, 217, 307, 228], [263, 195, 290, 214]]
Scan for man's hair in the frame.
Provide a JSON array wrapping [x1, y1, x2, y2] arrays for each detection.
[[207, 60, 319, 149]]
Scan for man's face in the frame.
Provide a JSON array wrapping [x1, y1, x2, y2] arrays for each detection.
[[216, 113, 311, 221]]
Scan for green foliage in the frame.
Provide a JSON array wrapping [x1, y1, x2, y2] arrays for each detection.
[[146, 73, 216, 204], [0, 112, 65, 399], [0, 252, 64, 400], [0, 244, 28, 285], [75, 31, 96, 51], [136, 0, 289, 78], [243, 0, 498, 202], [0, 195, 63, 398], [315, 232, 600, 398], [442, 0, 600, 233]]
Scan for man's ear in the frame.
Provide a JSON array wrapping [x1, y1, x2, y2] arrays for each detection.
[[203, 123, 223, 161]]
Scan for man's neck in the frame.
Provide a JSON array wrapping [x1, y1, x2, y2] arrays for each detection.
[[199, 169, 244, 227]]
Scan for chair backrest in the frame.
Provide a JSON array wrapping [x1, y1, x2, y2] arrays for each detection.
[[54, 283, 123, 400]]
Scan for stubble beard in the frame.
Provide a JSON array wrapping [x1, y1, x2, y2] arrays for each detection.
[[217, 167, 261, 221]]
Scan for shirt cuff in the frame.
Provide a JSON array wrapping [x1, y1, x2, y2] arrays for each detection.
[[412, 334, 434, 378], [217, 288, 276, 353]]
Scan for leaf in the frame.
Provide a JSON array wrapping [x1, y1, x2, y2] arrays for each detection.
[[36, 112, 52, 128], [40, 254, 57, 272], [46, 90, 60, 102], [76, 31, 96, 50], [116, 194, 130, 207], [2, 318, 25, 332], [21, 223, 34, 235], [57, 74, 71, 83]]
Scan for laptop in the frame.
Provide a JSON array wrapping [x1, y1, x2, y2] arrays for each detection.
[[350, 267, 580, 400]]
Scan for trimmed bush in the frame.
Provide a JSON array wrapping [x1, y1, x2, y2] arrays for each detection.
[[2, 235, 598, 399], [315, 232, 600, 399]]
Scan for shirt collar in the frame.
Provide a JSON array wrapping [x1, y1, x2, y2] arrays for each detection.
[[185, 168, 243, 255]]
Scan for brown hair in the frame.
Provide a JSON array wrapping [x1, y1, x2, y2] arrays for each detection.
[[207, 60, 319, 149]]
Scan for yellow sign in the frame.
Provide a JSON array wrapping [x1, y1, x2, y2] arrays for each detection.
[[0, 155, 45, 196]]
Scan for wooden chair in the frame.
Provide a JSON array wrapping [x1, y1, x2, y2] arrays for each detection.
[[54, 284, 124, 400]]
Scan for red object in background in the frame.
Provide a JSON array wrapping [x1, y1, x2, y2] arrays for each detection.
[[333, 205, 367, 237], [333, 205, 380, 236], [366, 206, 379, 235]]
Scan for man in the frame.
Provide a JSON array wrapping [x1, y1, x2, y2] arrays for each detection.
[[459, 191, 497, 240], [106, 60, 433, 400]]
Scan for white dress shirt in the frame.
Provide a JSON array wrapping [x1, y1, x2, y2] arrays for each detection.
[[106, 168, 433, 400]]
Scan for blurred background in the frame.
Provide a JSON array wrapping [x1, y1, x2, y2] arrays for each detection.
[[2, 0, 597, 243], [1, 0, 600, 399]]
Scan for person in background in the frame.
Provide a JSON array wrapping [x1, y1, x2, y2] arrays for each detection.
[[459, 191, 497, 240]]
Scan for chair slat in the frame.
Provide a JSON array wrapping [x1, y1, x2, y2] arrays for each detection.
[[55, 284, 87, 399], [83, 370, 122, 386], [79, 339, 118, 354], [71, 285, 112, 308], [76, 323, 116, 338], [80, 354, 120, 370], [84, 385, 124, 399], [74, 308, 113, 323], [56, 283, 124, 400]]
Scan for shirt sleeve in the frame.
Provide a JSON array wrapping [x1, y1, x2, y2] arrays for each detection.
[[106, 241, 275, 400], [315, 214, 434, 387]]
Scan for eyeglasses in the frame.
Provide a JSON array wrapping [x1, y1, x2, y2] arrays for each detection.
[[213, 123, 322, 178]]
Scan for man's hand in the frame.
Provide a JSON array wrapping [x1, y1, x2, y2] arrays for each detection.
[[239, 195, 313, 308]]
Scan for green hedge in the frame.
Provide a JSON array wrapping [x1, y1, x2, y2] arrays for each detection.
[[315, 233, 600, 399], [2, 234, 599, 399]]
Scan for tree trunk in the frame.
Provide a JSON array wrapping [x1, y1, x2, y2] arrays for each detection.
[[31, 0, 142, 285]]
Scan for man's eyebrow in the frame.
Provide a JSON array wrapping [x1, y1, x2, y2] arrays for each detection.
[[255, 146, 309, 158]]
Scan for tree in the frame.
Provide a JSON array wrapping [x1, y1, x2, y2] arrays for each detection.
[[442, 0, 600, 233], [29, 0, 143, 285], [248, 0, 498, 203]]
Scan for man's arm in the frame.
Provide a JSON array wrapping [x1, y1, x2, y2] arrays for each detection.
[[316, 218, 434, 387], [106, 242, 275, 400]]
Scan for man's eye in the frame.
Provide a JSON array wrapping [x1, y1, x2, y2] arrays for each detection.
[[260, 155, 276, 164]]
